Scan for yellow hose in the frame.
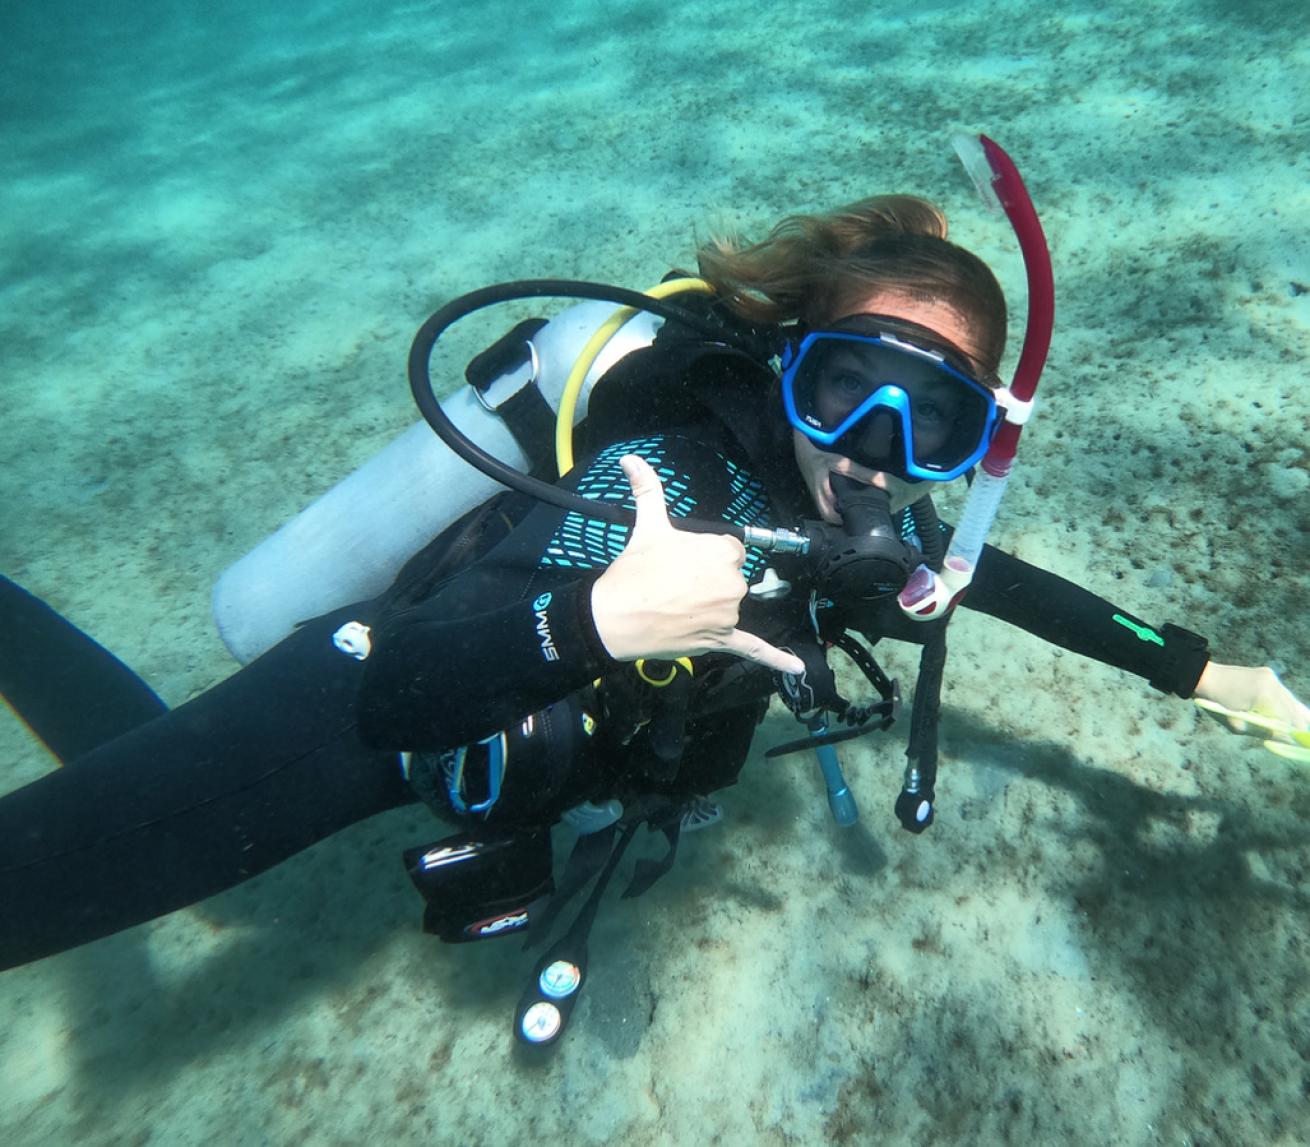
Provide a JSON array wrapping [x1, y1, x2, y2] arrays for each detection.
[[554, 277, 716, 475]]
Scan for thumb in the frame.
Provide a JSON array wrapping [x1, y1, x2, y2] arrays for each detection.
[[620, 454, 673, 535]]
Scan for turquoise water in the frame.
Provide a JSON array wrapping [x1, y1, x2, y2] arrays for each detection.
[[2, 0, 1308, 1142]]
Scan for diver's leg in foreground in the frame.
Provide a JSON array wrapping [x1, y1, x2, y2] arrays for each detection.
[[0, 575, 168, 761], [0, 604, 414, 971]]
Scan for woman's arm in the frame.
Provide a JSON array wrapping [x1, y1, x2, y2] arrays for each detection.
[[355, 440, 800, 752], [965, 544, 1310, 756], [356, 574, 616, 750], [963, 543, 1211, 696]]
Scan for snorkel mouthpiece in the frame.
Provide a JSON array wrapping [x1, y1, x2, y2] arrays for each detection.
[[898, 134, 1055, 622], [952, 132, 1006, 215]]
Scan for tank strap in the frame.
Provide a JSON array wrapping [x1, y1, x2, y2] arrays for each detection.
[[465, 317, 559, 480]]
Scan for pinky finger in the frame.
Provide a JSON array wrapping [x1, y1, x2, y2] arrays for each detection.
[[718, 628, 805, 676]]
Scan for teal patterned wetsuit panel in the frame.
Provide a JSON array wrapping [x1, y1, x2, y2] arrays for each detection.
[[539, 435, 772, 581]]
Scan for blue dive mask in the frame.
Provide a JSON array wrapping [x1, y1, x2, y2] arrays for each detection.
[[781, 314, 1001, 482]]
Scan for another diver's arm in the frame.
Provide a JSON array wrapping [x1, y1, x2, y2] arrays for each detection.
[[1194, 663, 1309, 724], [964, 544, 1310, 756]]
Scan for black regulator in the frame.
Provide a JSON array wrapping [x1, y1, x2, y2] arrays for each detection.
[[804, 474, 925, 603]]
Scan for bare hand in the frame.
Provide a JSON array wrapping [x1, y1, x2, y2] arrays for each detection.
[[590, 455, 805, 676], [1193, 662, 1310, 762]]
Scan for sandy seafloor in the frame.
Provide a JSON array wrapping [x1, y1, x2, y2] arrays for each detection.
[[1, 0, 1308, 1143]]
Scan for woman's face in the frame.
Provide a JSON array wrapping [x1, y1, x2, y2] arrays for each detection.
[[792, 291, 988, 524]]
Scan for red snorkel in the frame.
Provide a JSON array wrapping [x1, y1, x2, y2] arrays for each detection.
[[897, 134, 1055, 620], [972, 135, 1055, 478]]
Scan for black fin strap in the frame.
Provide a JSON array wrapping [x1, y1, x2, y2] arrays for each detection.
[[622, 822, 682, 899]]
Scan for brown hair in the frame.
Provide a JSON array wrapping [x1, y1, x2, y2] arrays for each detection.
[[696, 195, 1007, 375]]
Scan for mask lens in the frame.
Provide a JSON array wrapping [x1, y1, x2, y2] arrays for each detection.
[[786, 334, 994, 478]]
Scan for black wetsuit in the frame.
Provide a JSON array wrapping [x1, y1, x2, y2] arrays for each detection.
[[0, 338, 1210, 971]]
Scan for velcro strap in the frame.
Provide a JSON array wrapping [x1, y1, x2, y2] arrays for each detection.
[[1148, 623, 1210, 698], [465, 317, 557, 480], [493, 381, 559, 481]]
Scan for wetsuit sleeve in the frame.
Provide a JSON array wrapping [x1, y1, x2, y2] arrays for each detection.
[[356, 576, 615, 749], [964, 543, 1211, 697], [355, 431, 768, 750]]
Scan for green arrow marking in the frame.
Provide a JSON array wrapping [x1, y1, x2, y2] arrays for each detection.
[[1112, 614, 1165, 646]]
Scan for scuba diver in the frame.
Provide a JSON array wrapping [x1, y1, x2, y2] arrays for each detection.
[[2, 136, 1307, 1049]]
